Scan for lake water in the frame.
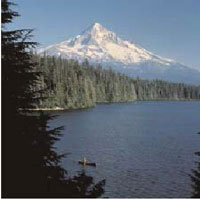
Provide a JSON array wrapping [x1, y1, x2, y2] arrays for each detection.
[[49, 101, 200, 197]]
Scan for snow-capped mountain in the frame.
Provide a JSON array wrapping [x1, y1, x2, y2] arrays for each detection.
[[38, 23, 200, 84]]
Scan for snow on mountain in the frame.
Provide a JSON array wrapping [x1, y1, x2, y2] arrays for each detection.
[[38, 23, 200, 85]]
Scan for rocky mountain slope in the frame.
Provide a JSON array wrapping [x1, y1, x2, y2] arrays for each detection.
[[38, 23, 200, 84]]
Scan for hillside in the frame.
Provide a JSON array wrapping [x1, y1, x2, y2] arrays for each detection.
[[33, 55, 200, 110], [38, 23, 200, 85]]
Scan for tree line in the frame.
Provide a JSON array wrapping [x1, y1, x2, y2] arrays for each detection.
[[2, 0, 105, 197], [2, 0, 200, 197], [33, 54, 200, 109]]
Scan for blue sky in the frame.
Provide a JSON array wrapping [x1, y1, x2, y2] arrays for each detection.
[[11, 0, 200, 69]]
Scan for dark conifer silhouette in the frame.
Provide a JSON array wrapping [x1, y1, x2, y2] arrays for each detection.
[[1, 0, 105, 197], [190, 132, 200, 198]]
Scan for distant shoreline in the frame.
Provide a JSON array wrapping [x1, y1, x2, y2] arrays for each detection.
[[29, 99, 200, 112], [28, 107, 65, 111]]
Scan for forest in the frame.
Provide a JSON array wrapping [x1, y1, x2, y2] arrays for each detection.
[[2, 0, 200, 197], [33, 54, 200, 110], [2, 0, 105, 197]]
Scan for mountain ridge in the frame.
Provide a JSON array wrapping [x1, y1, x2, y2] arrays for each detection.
[[38, 22, 200, 85]]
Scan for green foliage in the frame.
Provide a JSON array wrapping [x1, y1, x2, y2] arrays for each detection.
[[2, 0, 105, 197], [190, 151, 200, 198], [34, 55, 200, 109], [190, 132, 200, 198]]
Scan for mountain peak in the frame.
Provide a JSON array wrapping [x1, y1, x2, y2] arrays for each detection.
[[39, 23, 175, 66], [92, 22, 103, 29], [38, 23, 200, 84], [85, 22, 109, 36]]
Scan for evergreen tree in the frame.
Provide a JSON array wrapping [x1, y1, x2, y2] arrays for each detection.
[[2, 0, 105, 197], [190, 132, 200, 198], [33, 54, 200, 110]]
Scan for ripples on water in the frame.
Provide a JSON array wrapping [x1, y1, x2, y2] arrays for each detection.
[[49, 101, 200, 197]]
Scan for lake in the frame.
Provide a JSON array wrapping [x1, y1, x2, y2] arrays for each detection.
[[49, 101, 200, 197]]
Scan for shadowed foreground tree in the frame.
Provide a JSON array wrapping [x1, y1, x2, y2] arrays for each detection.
[[1, 0, 105, 197], [190, 132, 200, 198]]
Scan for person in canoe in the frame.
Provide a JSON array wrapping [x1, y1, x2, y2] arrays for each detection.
[[78, 157, 96, 167]]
